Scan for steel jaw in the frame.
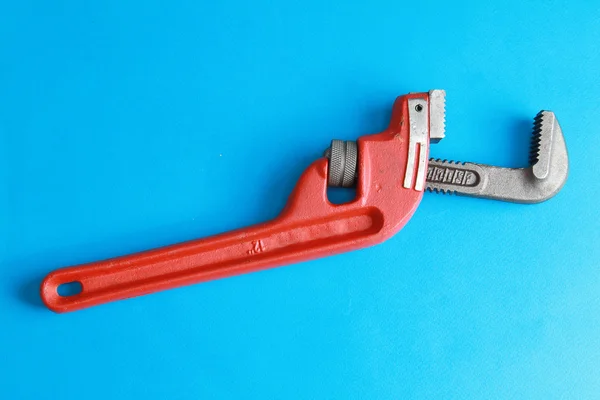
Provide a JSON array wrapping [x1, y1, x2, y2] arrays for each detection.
[[426, 110, 569, 203]]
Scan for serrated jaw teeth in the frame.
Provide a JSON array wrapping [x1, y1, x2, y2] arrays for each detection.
[[429, 89, 446, 143], [530, 111, 556, 179], [529, 112, 544, 165]]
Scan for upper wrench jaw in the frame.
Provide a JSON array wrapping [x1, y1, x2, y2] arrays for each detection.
[[429, 89, 446, 144]]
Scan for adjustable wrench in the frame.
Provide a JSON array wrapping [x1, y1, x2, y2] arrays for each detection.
[[40, 90, 569, 312]]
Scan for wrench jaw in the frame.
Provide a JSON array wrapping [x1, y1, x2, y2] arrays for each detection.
[[428, 89, 446, 144], [426, 110, 569, 204]]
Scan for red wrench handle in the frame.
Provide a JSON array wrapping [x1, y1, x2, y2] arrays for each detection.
[[41, 92, 431, 312]]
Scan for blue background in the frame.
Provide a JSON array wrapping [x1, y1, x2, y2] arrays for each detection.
[[1, 1, 599, 399]]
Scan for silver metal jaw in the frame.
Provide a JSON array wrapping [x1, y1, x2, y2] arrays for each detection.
[[426, 111, 568, 203], [429, 89, 446, 143]]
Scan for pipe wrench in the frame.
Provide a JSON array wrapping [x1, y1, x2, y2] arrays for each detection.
[[41, 90, 568, 312]]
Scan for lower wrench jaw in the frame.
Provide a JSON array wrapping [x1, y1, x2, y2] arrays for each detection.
[[426, 111, 568, 204]]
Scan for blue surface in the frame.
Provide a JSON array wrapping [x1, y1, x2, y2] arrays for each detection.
[[1, 1, 599, 398]]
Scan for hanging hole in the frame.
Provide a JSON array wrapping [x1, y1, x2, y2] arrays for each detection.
[[57, 281, 82, 297], [415, 104, 423, 112], [327, 187, 357, 205]]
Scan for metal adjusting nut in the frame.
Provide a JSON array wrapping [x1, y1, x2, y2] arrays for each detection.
[[324, 140, 358, 188]]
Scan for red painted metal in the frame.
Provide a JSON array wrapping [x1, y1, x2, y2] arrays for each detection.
[[41, 92, 432, 312]]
